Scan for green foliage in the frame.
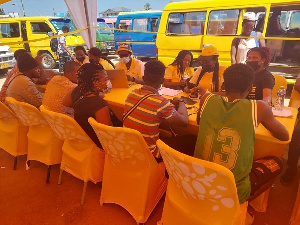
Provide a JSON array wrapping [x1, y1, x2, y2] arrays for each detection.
[[144, 3, 151, 11], [0, 8, 5, 15]]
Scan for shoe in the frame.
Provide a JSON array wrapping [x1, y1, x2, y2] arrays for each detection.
[[280, 166, 297, 185]]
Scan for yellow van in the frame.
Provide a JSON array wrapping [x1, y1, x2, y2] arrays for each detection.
[[0, 17, 86, 69], [156, 0, 300, 73]]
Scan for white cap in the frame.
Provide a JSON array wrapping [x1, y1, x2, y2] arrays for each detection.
[[243, 12, 256, 21]]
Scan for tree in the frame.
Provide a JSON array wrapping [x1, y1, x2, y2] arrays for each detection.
[[144, 3, 151, 11], [0, 8, 5, 15]]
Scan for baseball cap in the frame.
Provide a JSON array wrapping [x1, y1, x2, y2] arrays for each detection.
[[116, 43, 133, 55], [200, 45, 219, 57], [243, 12, 256, 21]]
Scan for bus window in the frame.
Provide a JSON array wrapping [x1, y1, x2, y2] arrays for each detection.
[[290, 11, 300, 29], [167, 11, 206, 35], [31, 22, 52, 34], [133, 18, 147, 31], [150, 18, 159, 32], [0, 23, 20, 38], [118, 19, 132, 32], [207, 9, 239, 35]]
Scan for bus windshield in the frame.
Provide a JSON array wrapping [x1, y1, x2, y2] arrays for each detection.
[[50, 18, 76, 32], [97, 22, 112, 34]]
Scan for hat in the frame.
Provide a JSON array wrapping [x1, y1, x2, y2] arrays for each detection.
[[243, 12, 256, 21], [17, 53, 39, 72], [200, 45, 219, 57], [88, 47, 102, 57], [116, 43, 133, 55]]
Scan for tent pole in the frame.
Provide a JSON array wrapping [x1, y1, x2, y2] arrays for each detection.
[[83, 0, 94, 48]]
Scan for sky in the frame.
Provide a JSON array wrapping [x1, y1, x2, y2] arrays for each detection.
[[1, 0, 186, 17]]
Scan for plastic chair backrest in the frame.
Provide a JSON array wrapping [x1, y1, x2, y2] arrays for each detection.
[[88, 117, 157, 167], [272, 74, 287, 104], [0, 101, 17, 119], [5, 97, 47, 126], [157, 139, 240, 224], [289, 87, 300, 109], [40, 105, 89, 142]]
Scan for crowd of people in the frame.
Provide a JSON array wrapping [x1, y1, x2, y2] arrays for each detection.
[[0, 16, 299, 223]]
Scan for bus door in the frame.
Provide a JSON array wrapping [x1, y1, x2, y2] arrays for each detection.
[[131, 15, 160, 57], [115, 18, 132, 52], [160, 11, 206, 65]]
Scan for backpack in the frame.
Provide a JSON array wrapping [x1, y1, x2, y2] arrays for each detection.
[[50, 36, 59, 53]]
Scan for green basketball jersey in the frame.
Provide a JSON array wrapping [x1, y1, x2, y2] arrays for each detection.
[[194, 94, 257, 203]]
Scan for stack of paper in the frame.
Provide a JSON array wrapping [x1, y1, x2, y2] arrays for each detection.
[[159, 88, 182, 96], [272, 108, 293, 118]]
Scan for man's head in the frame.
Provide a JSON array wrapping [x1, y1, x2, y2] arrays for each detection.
[[143, 60, 165, 89], [17, 53, 40, 79], [74, 46, 87, 63], [223, 64, 254, 95], [116, 43, 133, 64], [63, 61, 81, 84], [242, 12, 256, 36], [198, 45, 219, 72], [14, 49, 28, 60], [62, 26, 69, 33], [88, 47, 102, 64]]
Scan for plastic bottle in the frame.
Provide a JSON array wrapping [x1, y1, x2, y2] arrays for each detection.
[[275, 86, 286, 111]]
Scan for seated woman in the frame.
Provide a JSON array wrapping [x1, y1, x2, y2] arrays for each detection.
[[88, 47, 115, 70], [246, 47, 274, 103], [74, 46, 89, 65], [187, 45, 226, 96], [164, 50, 194, 90], [63, 63, 114, 148]]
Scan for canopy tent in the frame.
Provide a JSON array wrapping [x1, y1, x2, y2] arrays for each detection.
[[64, 0, 97, 49]]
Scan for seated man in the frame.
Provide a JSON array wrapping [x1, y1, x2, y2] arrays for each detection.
[[42, 61, 80, 117], [194, 63, 289, 205], [281, 73, 300, 185], [123, 60, 189, 158], [6, 53, 43, 108], [115, 43, 144, 85]]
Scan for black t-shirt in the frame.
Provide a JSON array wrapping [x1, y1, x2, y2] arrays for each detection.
[[71, 87, 108, 148], [247, 69, 275, 100]]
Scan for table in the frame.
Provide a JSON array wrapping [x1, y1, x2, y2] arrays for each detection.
[[104, 84, 298, 160]]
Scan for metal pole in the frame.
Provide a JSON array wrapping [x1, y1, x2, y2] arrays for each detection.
[[20, 0, 25, 16], [83, 0, 94, 48]]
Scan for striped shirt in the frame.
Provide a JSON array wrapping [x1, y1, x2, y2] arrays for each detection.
[[123, 85, 177, 156]]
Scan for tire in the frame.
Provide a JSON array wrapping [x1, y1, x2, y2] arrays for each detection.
[[40, 53, 56, 69]]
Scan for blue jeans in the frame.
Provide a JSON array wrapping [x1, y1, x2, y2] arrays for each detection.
[[59, 52, 70, 72]]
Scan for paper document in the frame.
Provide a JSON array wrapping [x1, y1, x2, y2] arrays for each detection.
[[272, 108, 293, 118], [159, 88, 182, 96]]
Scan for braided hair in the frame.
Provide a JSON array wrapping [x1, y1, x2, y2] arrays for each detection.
[[170, 50, 193, 75], [247, 47, 273, 67], [77, 63, 105, 96]]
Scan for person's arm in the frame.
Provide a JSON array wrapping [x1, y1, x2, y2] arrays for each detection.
[[257, 32, 266, 47], [164, 79, 186, 88], [62, 89, 73, 107], [262, 88, 272, 103], [95, 106, 112, 126], [127, 75, 144, 85], [230, 38, 238, 64], [168, 97, 188, 127], [257, 100, 289, 141], [197, 92, 210, 125], [294, 75, 300, 93]]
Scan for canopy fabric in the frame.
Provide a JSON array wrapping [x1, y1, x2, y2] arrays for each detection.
[[0, 0, 12, 4], [64, 0, 97, 49]]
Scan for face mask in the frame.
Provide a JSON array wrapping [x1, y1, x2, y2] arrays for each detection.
[[102, 80, 112, 93], [77, 57, 85, 63], [246, 61, 260, 71], [120, 56, 130, 64]]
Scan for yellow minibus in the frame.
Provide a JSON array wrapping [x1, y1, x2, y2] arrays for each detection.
[[156, 0, 300, 76], [0, 17, 86, 69]]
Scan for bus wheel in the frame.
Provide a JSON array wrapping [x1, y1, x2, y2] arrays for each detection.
[[40, 53, 56, 69]]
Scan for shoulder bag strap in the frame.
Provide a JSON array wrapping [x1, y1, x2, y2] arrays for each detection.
[[123, 93, 156, 121]]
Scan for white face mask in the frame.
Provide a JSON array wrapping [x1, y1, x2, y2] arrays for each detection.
[[120, 56, 130, 64], [102, 80, 112, 93]]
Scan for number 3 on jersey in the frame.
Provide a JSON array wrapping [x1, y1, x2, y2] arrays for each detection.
[[212, 127, 241, 170]]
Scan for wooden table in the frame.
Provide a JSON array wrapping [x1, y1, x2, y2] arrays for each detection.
[[104, 84, 298, 159]]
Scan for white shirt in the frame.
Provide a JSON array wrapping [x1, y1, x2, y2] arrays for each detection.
[[236, 38, 257, 64]]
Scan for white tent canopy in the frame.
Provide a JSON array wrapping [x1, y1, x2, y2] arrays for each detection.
[[64, 0, 97, 49]]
